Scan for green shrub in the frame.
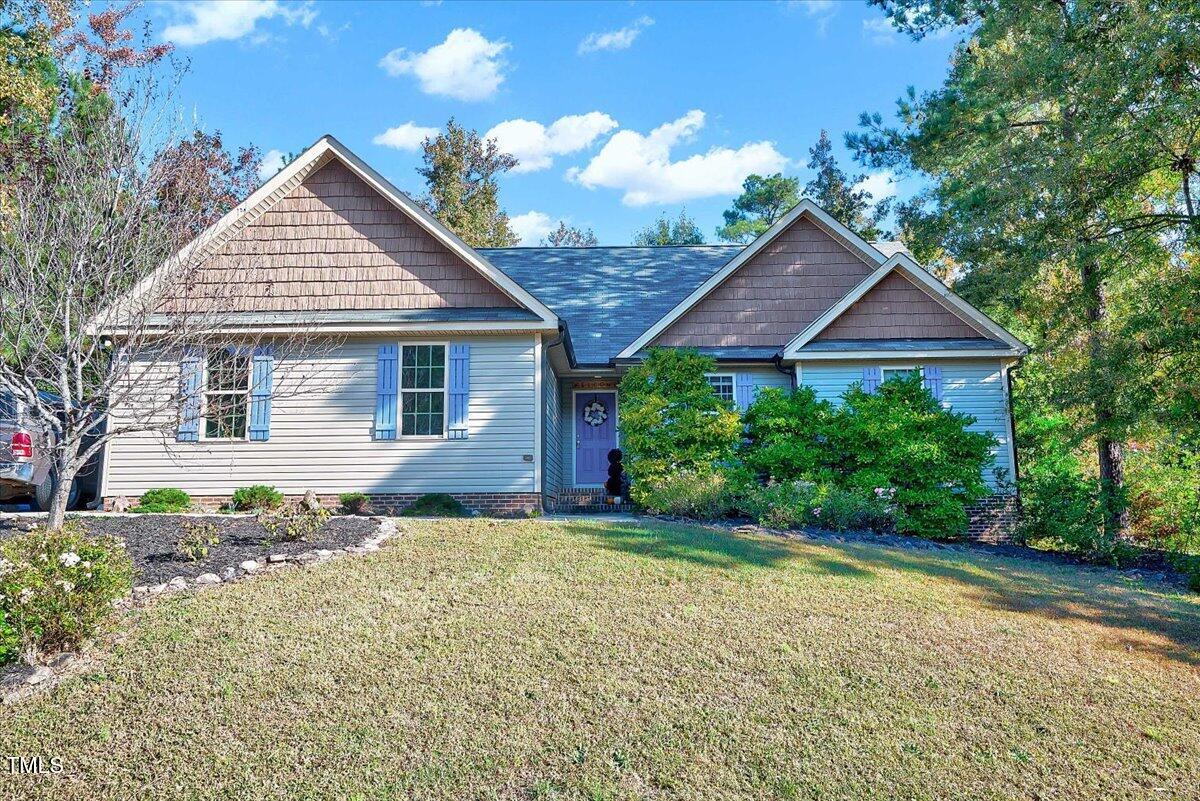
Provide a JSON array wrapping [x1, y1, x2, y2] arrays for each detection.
[[1015, 414, 1128, 561], [339, 492, 371, 515], [0, 609, 18, 665], [0, 522, 134, 657], [131, 487, 191, 514], [231, 485, 284, 512], [260, 504, 331, 543], [814, 485, 897, 533], [633, 467, 741, 519], [618, 348, 742, 491], [738, 480, 818, 529], [400, 493, 469, 517], [832, 375, 995, 539], [175, 521, 220, 562], [738, 481, 896, 532], [742, 386, 834, 481]]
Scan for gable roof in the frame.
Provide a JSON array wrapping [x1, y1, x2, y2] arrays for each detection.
[[481, 246, 740, 365], [783, 254, 1027, 358], [121, 135, 558, 329], [615, 199, 891, 359]]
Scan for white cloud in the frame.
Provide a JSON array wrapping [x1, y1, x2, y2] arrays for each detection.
[[578, 16, 654, 55], [485, 113, 618, 173], [862, 16, 898, 45], [786, 1, 837, 34], [258, 149, 286, 181], [569, 110, 790, 206], [854, 170, 898, 202], [163, 0, 316, 47], [379, 28, 509, 101], [509, 211, 554, 245], [372, 122, 440, 151]]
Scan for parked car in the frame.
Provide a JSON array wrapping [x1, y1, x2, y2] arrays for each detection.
[[0, 390, 102, 510]]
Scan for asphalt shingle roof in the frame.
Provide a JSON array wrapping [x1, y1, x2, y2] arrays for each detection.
[[480, 246, 742, 365], [481, 241, 911, 365]]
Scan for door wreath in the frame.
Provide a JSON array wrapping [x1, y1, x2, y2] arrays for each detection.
[[582, 400, 608, 427]]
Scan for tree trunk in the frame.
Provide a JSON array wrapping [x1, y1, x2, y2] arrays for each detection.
[[44, 442, 79, 532], [1080, 257, 1129, 539]]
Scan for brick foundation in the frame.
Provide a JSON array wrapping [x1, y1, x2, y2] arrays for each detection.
[[965, 494, 1019, 543], [105, 492, 544, 518]]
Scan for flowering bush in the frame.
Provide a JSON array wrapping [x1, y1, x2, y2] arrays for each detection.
[[739, 481, 895, 532], [635, 467, 742, 519], [0, 522, 134, 658]]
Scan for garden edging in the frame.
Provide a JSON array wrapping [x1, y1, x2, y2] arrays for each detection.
[[2, 516, 400, 705]]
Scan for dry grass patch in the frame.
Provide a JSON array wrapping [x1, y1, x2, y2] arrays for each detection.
[[2, 518, 1198, 800]]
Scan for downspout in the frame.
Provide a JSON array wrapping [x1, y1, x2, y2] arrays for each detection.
[[771, 353, 796, 390]]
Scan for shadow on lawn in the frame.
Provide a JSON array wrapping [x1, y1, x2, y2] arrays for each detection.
[[565, 519, 1200, 667]]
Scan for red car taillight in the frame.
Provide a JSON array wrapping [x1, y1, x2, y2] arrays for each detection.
[[10, 431, 32, 459]]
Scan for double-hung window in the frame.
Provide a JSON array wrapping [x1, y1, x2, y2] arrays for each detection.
[[881, 366, 921, 384], [204, 348, 250, 440], [706, 373, 735, 406], [400, 344, 446, 437]]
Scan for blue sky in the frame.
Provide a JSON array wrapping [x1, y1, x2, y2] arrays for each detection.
[[138, 0, 958, 245]]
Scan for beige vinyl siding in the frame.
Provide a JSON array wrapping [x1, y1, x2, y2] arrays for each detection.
[[798, 359, 1014, 487], [542, 355, 562, 496], [102, 335, 537, 497]]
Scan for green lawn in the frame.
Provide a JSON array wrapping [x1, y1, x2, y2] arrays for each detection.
[[3, 518, 1199, 800]]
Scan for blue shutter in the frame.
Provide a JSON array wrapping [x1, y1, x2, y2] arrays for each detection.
[[734, 373, 755, 412], [862, 366, 882, 394], [375, 344, 398, 440], [248, 345, 274, 441], [923, 365, 943, 402], [447, 343, 470, 440], [177, 348, 204, 442]]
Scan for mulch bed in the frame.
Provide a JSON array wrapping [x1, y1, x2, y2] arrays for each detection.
[[691, 516, 1194, 590], [0, 513, 378, 586]]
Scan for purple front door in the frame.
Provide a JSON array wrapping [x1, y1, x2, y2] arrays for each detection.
[[575, 391, 617, 486]]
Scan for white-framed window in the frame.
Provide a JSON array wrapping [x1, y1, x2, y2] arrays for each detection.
[[881, 366, 922, 384], [400, 343, 447, 437], [706, 373, 735, 405], [203, 347, 250, 440]]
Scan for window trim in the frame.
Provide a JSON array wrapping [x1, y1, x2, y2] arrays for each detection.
[[880, 365, 923, 385], [705, 372, 736, 406], [200, 347, 252, 442], [397, 340, 449, 440]]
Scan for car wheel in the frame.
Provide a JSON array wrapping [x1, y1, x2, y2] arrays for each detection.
[[34, 474, 79, 512]]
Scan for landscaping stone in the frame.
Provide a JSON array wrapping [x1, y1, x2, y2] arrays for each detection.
[[240, 560, 259, 574], [221, 567, 236, 581], [167, 577, 188, 592], [302, 490, 321, 512], [194, 573, 221, 585], [268, 553, 287, 563], [0, 514, 376, 585], [26, 667, 53, 686], [110, 496, 132, 513]]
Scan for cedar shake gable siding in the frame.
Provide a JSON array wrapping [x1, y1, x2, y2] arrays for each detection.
[[652, 218, 875, 349], [814, 271, 991, 341], [164, 159, 520, 313]]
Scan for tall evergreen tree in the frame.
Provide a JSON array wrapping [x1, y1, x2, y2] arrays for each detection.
[[804, 130, 891, 240], [542, 221, 598, 247], [849, 0, 1200, 539], [633, 209, 705, 245], [716, 173, 799, 243], [417, 119, 519, 247]]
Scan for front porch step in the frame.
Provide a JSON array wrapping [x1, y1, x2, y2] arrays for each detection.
[[551, 490, 635, 514]]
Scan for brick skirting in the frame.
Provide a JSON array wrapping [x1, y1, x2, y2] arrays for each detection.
[[965, 494, 1019, 543], [105, 492, 543, 518]]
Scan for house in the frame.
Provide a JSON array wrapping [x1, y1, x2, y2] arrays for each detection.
[[100, 135, 1027, 532]]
